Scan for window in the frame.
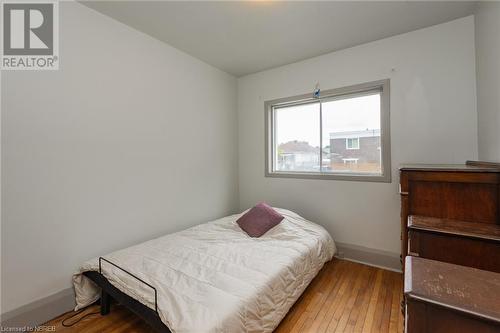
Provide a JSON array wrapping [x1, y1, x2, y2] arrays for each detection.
[[265, 79, 391, 182], [346, 138, 360, 150]]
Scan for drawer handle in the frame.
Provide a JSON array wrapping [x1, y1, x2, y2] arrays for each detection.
[[408, 252, 419, 257]]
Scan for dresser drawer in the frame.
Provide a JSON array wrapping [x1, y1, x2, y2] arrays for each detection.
[[408, 216, 500, 273]]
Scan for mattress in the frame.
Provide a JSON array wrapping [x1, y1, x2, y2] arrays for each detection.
[[73, 208, 336, 333]]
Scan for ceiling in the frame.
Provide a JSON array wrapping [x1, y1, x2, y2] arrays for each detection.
[[81, 1, 477, 77]]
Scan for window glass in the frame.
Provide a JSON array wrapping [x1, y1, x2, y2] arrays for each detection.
[[274, 102, 320, 172], [322, 93, 381, 174], [346, 138, 360, 150]]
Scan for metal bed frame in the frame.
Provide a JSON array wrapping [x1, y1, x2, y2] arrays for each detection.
[[82, 257, 171, 333]]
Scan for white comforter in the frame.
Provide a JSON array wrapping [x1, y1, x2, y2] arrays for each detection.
[[73, 208, 335, 333]]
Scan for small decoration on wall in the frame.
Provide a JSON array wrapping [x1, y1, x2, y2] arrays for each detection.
[[313, 83, 320, 98]]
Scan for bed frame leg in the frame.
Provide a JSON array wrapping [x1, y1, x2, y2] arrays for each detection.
[[100, 289, 111, 315]]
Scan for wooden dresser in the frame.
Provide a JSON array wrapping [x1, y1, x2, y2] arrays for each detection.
[[404, 256, 500, 333], [399, 163, 500, 268]]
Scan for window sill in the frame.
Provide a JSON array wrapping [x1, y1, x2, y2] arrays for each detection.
[[265, 171, 391, 183]]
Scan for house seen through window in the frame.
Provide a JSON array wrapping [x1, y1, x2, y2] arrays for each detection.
[[266, 80, 390, 182]]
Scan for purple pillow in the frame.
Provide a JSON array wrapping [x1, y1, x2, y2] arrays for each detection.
[[237, 203, 284, 237]]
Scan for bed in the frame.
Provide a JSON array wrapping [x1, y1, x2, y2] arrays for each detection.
[[73, 208, 336, 333]]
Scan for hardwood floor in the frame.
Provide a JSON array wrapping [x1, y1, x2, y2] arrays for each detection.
[[275, 259, 404, 333], [46, 259, 403, 332]]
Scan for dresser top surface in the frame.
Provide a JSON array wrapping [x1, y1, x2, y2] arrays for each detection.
[[404, 256, 500, 323], [399, 163, 500, 172]]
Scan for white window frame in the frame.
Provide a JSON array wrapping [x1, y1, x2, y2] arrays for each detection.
[[346, 137, 360, 150], [264, 79, 391, 182]]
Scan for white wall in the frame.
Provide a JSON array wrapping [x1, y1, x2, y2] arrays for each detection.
[[238, 17, 478, 255], [475, 2, 500, 162], [1, 2, 238, 313]]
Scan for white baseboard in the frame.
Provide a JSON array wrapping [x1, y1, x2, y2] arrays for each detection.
[[1, 288, 75, 328], [335, 241, 402, 273]]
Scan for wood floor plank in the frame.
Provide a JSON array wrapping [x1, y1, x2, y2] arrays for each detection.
[[315, 261, 357, 333], [345, 266, 377, 333], [361, 268, 384, 333], [45, 259, 403, 333], [276, 262, 339, 333], [397, 272, 405, 333], [331, 265, 369, 332], [305, 260, 350, 333], [388, 272, 402, 333], [295, 260, 346, 332], [372, 270, 390, 333], [379, 272, 395, 333]]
